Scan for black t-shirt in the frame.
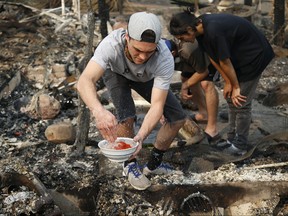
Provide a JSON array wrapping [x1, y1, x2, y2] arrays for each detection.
[[197, 13, 275, 82]]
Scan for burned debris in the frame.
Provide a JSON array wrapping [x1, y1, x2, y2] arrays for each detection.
[[1, 0, 288, 215]]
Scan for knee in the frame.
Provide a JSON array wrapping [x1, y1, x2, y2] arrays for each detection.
[[117, 117, 135, 137], [201, 81, 213, 92], [171, 118, 186, 128], [201, 81, 217, 96]]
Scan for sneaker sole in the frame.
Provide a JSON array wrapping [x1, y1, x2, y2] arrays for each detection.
[[230, 144, 247, 156], [223, 144, 247, 156], [122, 171, 151, 190], [131, 182, 151, 191]]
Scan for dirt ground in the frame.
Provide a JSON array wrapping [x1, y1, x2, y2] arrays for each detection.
[[0, 0, 288, 215]]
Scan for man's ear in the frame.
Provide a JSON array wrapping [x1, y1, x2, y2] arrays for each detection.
[[125, 32, 130, 42], [171, 50, 176, 57], [187, 26, 194, 31], [187, 26, 194, 33], [196, 18, 202, 25]]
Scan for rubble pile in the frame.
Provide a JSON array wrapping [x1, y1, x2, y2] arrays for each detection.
[[0, 1, 288, 215]]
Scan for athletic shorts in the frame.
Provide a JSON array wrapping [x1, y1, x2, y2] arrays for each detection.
[[102, 69, 187, 123], [181, 64, 219, 82]]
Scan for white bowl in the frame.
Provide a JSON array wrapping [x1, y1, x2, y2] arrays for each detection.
[[98, 137, 138, 163]]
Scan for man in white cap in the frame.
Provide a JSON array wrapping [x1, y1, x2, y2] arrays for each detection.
[[77, 12, 187, 190]]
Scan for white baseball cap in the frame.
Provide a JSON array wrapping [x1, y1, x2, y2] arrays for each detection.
[[128, 12, 162, 43]]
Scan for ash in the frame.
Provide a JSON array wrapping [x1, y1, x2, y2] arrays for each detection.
[[1, 1, 288, 215]]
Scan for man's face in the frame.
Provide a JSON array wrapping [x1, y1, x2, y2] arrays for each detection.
[[125, 34, 157, 64], [175, 29, 197, 43]]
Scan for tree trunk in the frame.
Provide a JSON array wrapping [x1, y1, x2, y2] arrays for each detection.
[[274, 0, 285, 46], [118, 0, 124, 15], [244, 0, 252, 6], [74, 0, 95, 154], [98, 0, 109, 39]]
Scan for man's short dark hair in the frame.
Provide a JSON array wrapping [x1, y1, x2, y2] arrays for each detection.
[[169, 10, 199, 36], [138, 29, 157, 43]]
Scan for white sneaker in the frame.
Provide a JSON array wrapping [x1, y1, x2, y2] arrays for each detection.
[[123, 161, 151, 190], [143, 163, 175, 176]]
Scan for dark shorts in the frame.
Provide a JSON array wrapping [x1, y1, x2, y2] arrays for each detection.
[[102, 70, 187, 123], [181, 64, 219, 82]]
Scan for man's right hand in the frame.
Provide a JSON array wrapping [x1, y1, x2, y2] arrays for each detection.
[[132, 134, 144, 158], [93, 108, 118, 143], [181, 86, 193, 101]]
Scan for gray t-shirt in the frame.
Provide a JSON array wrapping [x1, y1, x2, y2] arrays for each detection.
[[91, 29, 174, 90]]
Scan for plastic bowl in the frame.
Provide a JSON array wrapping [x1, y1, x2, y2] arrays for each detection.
[[98, 137, 138, 163]]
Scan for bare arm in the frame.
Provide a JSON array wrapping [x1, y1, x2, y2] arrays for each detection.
[[77, 60, 118, 142], [218, 58, 240, 88], [209, 57, 246, 107], [181, 70, 209, 100], [209, 57, 231, 85], [183, 70, 209, 89]]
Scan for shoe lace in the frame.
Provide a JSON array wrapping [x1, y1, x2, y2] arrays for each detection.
[[158, 163, 173, 171], [127, 163, 142, 178]]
